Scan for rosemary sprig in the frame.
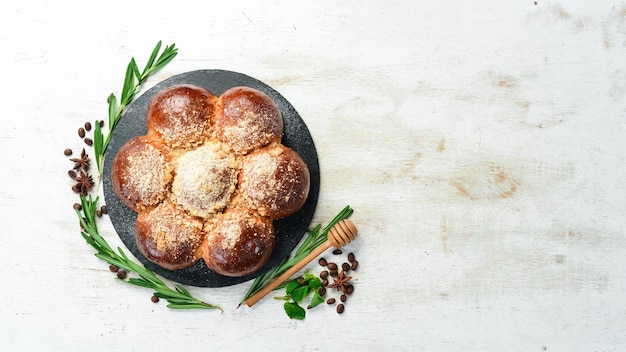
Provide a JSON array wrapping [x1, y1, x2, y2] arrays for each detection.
[[239, 206, 353, 306], [76, 195, 221, 311], [93, 41, 178, 173]]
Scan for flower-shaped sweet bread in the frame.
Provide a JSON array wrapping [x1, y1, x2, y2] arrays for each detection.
[[111, 84, 310, 277]]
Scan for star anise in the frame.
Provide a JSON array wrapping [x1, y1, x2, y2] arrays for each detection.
[[72, 170, 94, 196], [327, 270, 353, 294], [70, 148, 90, 170]]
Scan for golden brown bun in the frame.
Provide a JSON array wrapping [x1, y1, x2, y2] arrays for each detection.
[[146, 84, 216, 149], [213, 86, 283, 155], [135, 201, 204, 271], [111, 136, 173, 212], [171, 143, 238, 217], [239, 144, 310, 219], [202, 209, 275, 277]]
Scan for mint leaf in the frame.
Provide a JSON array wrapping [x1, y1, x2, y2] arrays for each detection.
[[284, 301, 305, 320], [307, 277, 322, 290], [285, 280, 300, 295], [309, 291, 325, 308], [303, 271, 317, 282], [290, 285, 310, 302]]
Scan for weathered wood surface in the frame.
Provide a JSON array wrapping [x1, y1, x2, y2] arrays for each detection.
[[1, 1, 625, 350]]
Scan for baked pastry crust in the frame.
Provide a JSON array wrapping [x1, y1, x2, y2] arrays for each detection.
[[213, 86, 283, 155], [146, 84, 216, 150], [202, 209, 275, 277], [110, 135, 173, 212], [135, 201, 204, 271], [111, 84, 310, 277], [171, 143, 237, 218], [239, 144, 311, 219]]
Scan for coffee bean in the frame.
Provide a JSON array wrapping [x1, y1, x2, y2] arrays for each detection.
[[327, 262, 338, 271], [109, 265, 119, 273], [318, 257, 327, 266], [84, 122, 92, 131], [340, 294, 347, 302], [68, 170, 77, 179], [84, 138, 93, 146], [346, 284, 354, 295], [322, 279, 329, 287], [342, 263, 351, 272], [330, 270, 338, 277], [99, 120, 104, 127], [320, 270, 329, 279], [78, 127, 85, 138], [296, 276, 305, 285], [64, 148, 72, 156], [337, 304, 345, 314], [96, 209, 102, 217], [348, 252, 355, 263], [326, 298, 336, 305], [318, 287, 326, 296], [332, 249, 342, 255], [73, 203, 82, 211], [351, 260, 359, 271], [116, 270, 127, 279], [100, 205, 108, 214], [151, 295, 160, 303]]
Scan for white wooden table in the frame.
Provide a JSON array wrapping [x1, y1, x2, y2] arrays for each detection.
[[2, 1, 625, 350]]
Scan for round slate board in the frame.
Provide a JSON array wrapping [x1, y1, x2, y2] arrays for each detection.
[[102, 70, 320, 287]]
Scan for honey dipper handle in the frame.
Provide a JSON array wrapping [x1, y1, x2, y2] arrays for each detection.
[[245, 240, 332, 307]]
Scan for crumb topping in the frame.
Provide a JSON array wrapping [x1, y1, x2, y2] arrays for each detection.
[[123, 141, 172, 208], [219, 109, 281, 154], [215, 218, 242, 250], [239, 146, 308, 217], [144, 202, 203, 256], [155, 107, 208, 149], [216, 88, 283, 155], [172, 143, 238, 217], [148, 85, 213, 150], [240, 152, 280, 212]]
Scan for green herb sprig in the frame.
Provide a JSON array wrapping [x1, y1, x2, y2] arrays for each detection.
[[93, 41, 178, 173], [276, 272, 325, 320], [76, 195, 221, 311], [239, 206, 353, 306]]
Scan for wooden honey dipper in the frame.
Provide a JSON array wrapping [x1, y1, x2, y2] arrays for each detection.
[[245, 219, 358, 307]]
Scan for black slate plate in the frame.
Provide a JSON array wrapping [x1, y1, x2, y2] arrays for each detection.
[[102, 69, 320, 287]]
